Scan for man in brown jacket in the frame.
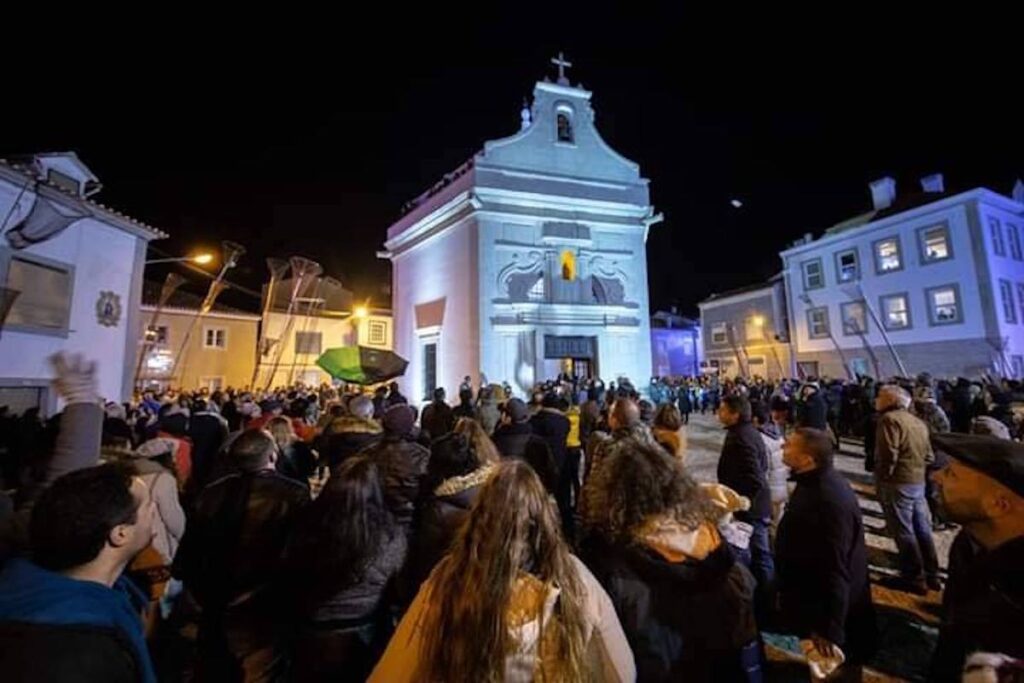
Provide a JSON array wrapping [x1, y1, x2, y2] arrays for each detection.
[[874, 385, 940, 594]]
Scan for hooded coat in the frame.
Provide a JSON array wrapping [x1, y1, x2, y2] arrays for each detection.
[[582, 519, 758, 682], [322, 416, 383, 470]]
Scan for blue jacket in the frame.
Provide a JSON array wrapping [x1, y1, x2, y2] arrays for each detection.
[[0, 558, 155, 683]]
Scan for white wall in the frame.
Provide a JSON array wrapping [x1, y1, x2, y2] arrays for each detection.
[[393, 218, 478, 403], [0, 209, 140, 404], [978, 201, 1024, 370], [785, 201, 987, 353]]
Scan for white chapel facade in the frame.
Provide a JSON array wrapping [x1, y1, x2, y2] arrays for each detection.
[[383, 58, 661, 401]]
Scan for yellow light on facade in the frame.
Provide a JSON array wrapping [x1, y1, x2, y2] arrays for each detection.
[[354, 306, 368, 319], [751, 315, 764, 327]]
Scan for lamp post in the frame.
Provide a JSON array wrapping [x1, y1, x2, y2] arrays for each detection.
[[170, 241, 245, 388]]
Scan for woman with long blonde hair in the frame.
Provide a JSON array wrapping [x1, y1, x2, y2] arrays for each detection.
[[371, 460, 635, 682], [453, 416, 501, 465]]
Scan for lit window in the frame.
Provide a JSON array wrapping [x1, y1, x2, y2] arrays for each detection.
[[841, 301, 868, 335], [368, 320, 387, 345], [990, 218, 1006, 256], [204, 327, 227, 349], [880, 294, 910, 330], [836, 249, 858, 282], [146, 325, 169, 345], [1008, 224, 1023, 261], [802, 259, 824, 290], [920, 224, 951, 263], [874, 237, 902, 273], [744, 315, 765, 342], [560, 250, 577, 281], [1000, 280, 1016, 324], [807, 307, 830, 339], [711, 322, 727, 345], [927, 285, 962, 325]]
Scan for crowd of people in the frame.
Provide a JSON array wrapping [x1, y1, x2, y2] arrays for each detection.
[[0, 358, 1021, 682]]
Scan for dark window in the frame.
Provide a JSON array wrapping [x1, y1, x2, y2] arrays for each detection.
[[294, 331, 321, 355], [423, 342, 437, 398], [836, 249, 859, 282], [556, 113, 574, 143], [4, 254, 73, 332]]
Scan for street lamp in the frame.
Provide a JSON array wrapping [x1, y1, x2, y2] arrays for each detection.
[[353, 305, 368, 319], [145, 252, 214, 266]]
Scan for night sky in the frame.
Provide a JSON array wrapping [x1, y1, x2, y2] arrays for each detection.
[[6, 7, 1022, 315]]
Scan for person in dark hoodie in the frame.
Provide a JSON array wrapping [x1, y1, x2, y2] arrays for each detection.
[[776, 428, 877, 679], [420, 387, 455, 441], [405, 433, 497, 595], [359, 405, 430, 529], [451, 387, 477, 420], [0, 463, 157, 683], [582, 441, 760, 681], [717, 393, 775, 606], [491, 398, 558, 494], [187, 398, 228, 493]]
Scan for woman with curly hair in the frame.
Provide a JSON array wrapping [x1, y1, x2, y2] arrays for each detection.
[[370, 460, 635, 682], [581, 442, 761, 682]]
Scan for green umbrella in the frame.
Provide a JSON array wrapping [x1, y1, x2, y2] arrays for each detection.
[[315, 346, 409, 385]]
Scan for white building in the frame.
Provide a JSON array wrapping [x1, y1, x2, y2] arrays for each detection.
[[781, 176, 1024, 379], [1, 153, 165, 412], [382, 61, 660, 401]]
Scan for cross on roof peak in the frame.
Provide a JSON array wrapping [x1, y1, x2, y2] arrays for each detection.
[[550, 51, 573, 85]]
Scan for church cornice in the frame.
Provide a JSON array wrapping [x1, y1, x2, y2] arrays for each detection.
[[382, 190, 479, 256], [474, 187, 651, 219]]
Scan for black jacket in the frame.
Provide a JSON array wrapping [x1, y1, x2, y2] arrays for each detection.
[[530, 408, 570, 471], [583, 535, 758, 682], [420, 400, 455, 441], [321, 416, 383, 470], [492, 422, 558, 493], [0, 621, 139, 683], [776, 465, 877, 660], [360, 436, 430, 526], [796, 392, 829, 430], [187, 412, 228, 490], [717, 421, 771, 522], [173, 469, 309, 611], [930, 532, 1024, 682]]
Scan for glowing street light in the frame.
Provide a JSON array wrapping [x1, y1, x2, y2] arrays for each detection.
[[146, 252, 215, 266], [353, 305, 369, 319]]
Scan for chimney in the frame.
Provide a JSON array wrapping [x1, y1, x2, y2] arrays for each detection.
[[869, 177, 897, 210], [1014, 179, 1024, 204], [920, 173, 945, 194]]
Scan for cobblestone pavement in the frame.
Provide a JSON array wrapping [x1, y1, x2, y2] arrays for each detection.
[[682, 412, 956, 682]]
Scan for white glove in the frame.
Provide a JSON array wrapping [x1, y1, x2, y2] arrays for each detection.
[[49, 352, 99, 405]]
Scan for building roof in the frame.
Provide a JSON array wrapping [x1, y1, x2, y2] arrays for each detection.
[[822, 190, 949, 237], [0, 157, 168, 241], [141, 280, 258, 316], [699, 272, 782, 305]]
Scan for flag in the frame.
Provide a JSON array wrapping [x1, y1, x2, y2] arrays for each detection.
[[4, 194, 86, 249], [159, 273, 187, 306]]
